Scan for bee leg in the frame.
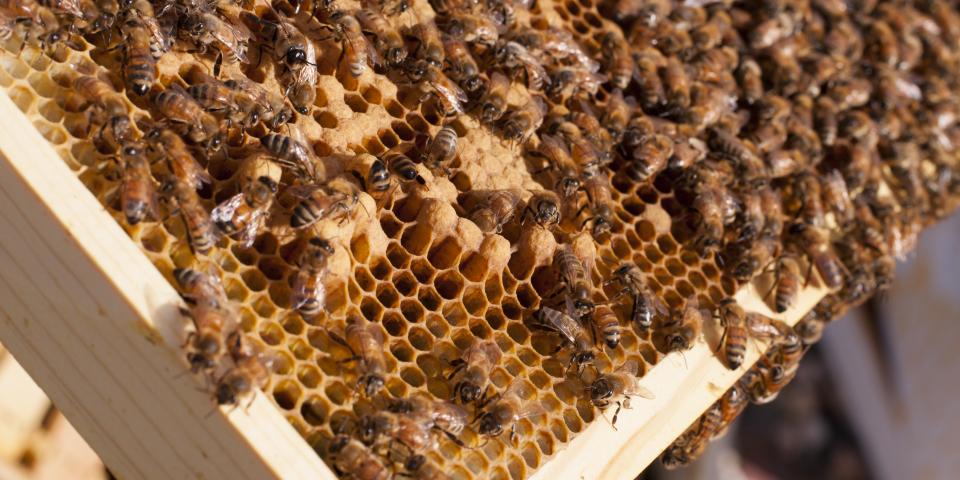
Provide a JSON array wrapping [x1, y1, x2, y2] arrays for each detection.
[[475, 392, 500, 411], [446, 359, 466, 380]]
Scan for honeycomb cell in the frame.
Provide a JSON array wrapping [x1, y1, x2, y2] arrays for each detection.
[[435, 270, 465, 299], [485, 276, 504, 303], [369, 256, 392, 280], [314, 110, 337, 128], [272, 380, 302, 410], [242, 269, 268, 292], [418, 287, 442, 312], [384, 99, 404, 118], [300, 396, 328, 426], [428, 237, 463, 270], [139, 227, 169, 253], [360, 85, 382, 104], [400, 298, 425, 323], [644, 245, 664, 264], [382, 311, 407, 336], [360, 296, 383, 321], [393, 270, 417, 296], [260, 322, 285, 346], [407, 325, 434, 351], [297, 364, 323, 389], [282, 314, 306, 336], [411, 257, 436, 284], [415, 352, 443, 378], [391, 120, 415, 141], [343, 93, 368, 113], [636, 220, 657, 242], [400, 366, 426, 387], [425, 314, 450, 338]]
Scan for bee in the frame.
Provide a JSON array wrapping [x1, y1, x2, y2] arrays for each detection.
[[334, 317, 387, 397], [520, 190, 561, 228], [580, 169, 614, 237], [326, 435, 390, 480], [786, 222, 844, 290], [121, 18, 157, 96], [765, 148, 805, 179], [211, 175, 277, 248], [359, 411, 435, 457], [441, 12, 498, 47], [467, 189, 522, 233], [167, 174, 217, 254], [187, 75, 259, 128], [689, 183, 725, 256], [531, 306, 595, 369], [174, 268, 234, 373], [708, 127, 764, 180], [449, 338, 502, 404], [149, 129, 211, 191], [478, 71, 509, 124], [350, 154, 393, 199], [291, 237, 335, 320], [153, 84, 222, 148], [126, 0, 170, 56], [73, 74, 126, 118], [189, 12, 250, 71], [442, 35, 482, 94], [260, 132, 318, 180], [659, 302, 703, 353], [661, 57, 690, 113], [272, 19, 317, 114], [118, 143, 158, 225], [714, 299, 748, 370], [553, 244, 595, 317], [383, 147, 427, 186], [530, 134, 579, 199], [426, 125, 458, 174], [795, 306, 827, 346], [476, 380, 543, 443], [288, 183, 360, 230], [545, 67, 605, 102], [764, 252, 802, 313], [502, 96, 546, 143], [495, 40, 548, 90], [387, 393, 469, 438], [600, 30, 634, 90], [606, 263, 666, 332], [627, 133, 673, 181], [224, 76, 293, 130], [661, 401, 722, 469], [591, 305, 622, 349], [215, 332, 274, 406], [355, 8, 406, 67], [603, 89, 632, 141], [407, 22, 443, 72], [318, 11, 371, 78], [588, 360, 654, 425]]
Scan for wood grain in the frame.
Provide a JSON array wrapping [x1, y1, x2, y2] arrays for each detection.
[[0, 93, 335, 480]]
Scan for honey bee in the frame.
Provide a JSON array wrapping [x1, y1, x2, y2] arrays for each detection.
[[449, 338, 502, 404], [545, 67, 605, 102], [530, 134, 579, 199], [659, 302, 703, 353], [167, 174, 217, 254], [441, 12, 498, 47], [786, 222, 844, 290], [467, 189, 522, 233], [73, 74, 126, 118], [764, 252, 802, 313], [478, 71, 509, 124], [425, 125, 457, 174], [442, 35, 482, 94], [603, 89, 632, 141], [334, 316, 387, 397], [600, 30, 634, 90], [211, 176, 277, 248], [317, 11, 371, 78], [495, 40, 548, 90], [627, 133, 672, 181], [189, 12, 250, 71], [707, 127, 763, 180], [407, 22, 443, 72], [795, 306, 827, 346], [714, 299, 748, 370], [291, 237, 334, 319], [588, 360, 654, 425], [580, 169, 614, 237], [326, 435, 390, 480], [271, 18, 317, 114], [765, 148, 805, 179], [126, 0, 170, 57], [224, 76, 293, 130], [591, 304, 622, 349], [553, 244, 595, 317], [661, 57, 690, 113], [355, 8, 406, 67], [216, 332, 273, 406], [174, 268, 234, 373], [288, 182, 360, 230], [387, 393, 469, 437], [531, 306, 595, 369], [149, 128, 211, 191], [502, 96, 546, 144], [520, 190, 560, 228], [118, 142, 158, 225], [383, 147, 427, 186], [359, 411, 435, 457], [661, 401, 722, 469], [606, 263, 667, 332], [121, 17, 157, 96], [689, 183, 725, 256], [476, 380, 543, 443], [419, 69, 468, 117], [187, 75, 259, 128], [260, 132, 318, 180], [153, 84, 222, 148]]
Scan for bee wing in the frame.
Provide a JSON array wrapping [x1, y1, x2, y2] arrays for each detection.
[[477, 338, 503, 363], [624, 383, 656, 400], [236, 206, 268, 248], [210, 193, 245, 226], [534, 308, 581, 345]]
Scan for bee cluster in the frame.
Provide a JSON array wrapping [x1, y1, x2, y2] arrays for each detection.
[[1, 0, 958, 475]]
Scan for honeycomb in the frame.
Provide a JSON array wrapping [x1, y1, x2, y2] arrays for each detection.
[[0, 0, 958, 476]]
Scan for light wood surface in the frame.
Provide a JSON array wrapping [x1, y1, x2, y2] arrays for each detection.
[[0, 92, 335, 479], [0, 355, 51, 462], [531, 281, 826, 480]]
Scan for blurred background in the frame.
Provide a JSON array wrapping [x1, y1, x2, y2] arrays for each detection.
[[1, 218, 958, 480]]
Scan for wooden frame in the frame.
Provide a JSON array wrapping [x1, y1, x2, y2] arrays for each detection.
[[0, 84, 826, 479]]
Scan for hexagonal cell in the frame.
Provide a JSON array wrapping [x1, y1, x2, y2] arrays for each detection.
[[343, 93, 368, 113], [428, 237, 463, 270], [272, 379, 302, 410], [435, 270, 465, 300]]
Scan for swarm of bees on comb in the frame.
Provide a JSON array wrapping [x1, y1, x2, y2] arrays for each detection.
[[0, 0, 958, 475]]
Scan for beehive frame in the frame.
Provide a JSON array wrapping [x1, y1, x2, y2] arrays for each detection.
[[0, 79, 825, 479]]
